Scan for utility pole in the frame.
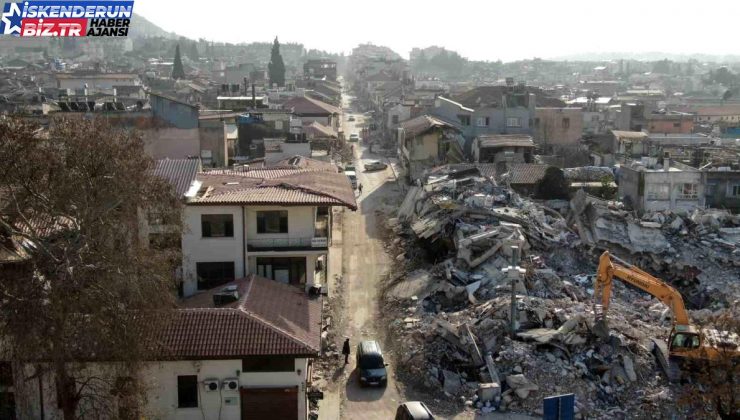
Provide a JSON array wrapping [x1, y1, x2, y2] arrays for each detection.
[[502, 245, 525, 339]]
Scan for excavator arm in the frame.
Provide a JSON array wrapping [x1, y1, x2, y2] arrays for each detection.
[[594, 251, 690, 327]]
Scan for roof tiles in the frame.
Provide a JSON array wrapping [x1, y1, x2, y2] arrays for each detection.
[[163, 275, 322, 358]]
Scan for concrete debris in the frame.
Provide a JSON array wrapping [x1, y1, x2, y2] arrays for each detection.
[[443, 369, 463, 395], [380, 166, 739, 418], [505, 374, 539, 399]]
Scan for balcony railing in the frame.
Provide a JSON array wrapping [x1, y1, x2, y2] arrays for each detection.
[[247, 236, 328, 249]]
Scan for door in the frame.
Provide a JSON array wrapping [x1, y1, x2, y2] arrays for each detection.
[[241, 387, 298, 419], [274, 269, 290, 284]]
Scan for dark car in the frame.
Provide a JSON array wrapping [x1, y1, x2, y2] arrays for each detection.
[[395, 401, 435, 420], [356, 340, 387, 387]]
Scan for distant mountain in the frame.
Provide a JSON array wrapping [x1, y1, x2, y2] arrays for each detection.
[[549, 51, 740, 63], [129, 13, 182, 40]]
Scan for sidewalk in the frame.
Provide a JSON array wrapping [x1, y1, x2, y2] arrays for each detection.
[[317, 206, 344, 420]]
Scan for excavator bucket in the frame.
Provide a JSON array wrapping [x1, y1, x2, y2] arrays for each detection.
[[592, 319, 610, 340]]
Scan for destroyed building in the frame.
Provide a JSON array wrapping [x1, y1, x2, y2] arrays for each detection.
[[380, 163, 739, 419]]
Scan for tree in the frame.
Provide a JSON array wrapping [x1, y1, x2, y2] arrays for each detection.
[[0, 117, 182, 418], [652, 59, 672, 74], [268, 37, 286, 87], [535, 167, 569, 199], [171, 44, 185, 80], [187, 42, 199, 61]]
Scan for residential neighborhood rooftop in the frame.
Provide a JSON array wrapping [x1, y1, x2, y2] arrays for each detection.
[[165, 275, 322, 358], [191, 168, 357, 209]]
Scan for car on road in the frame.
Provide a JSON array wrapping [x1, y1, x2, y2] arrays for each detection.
[[348, 115, 355, 121], [364, 161, 388, 171], [345, 170, 357, 189], [348, 133, 360, 142], [395, 401, 435, 420], [356, 340, 387, 387]]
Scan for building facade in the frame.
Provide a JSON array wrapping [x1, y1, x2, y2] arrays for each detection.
[[618, 158, 705, 213], [180, 166, 355, 297]]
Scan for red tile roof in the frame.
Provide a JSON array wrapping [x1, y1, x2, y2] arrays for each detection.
[[506, 164, 551, 185], [399, 114, 458, 140], [282, 96, 341, 116], [163, 275, 322, 359], [192, 168, 357, 210]]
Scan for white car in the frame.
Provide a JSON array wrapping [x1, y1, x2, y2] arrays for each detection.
[[349, 134, 360, 142], [348, 115, 356, 122], [364, 161, 388, 171]]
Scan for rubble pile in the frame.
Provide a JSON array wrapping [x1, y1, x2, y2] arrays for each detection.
[[570, 190, 740, 303], [380, 167, 740, 418]]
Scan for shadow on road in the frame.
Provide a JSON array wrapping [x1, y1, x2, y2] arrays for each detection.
[[344, 368, 388, 402], [356, 181, 402, 240]]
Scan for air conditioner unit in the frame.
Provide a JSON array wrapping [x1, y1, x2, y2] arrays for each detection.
[[222, 378, 240, 391], [203, 379, 220, 392]]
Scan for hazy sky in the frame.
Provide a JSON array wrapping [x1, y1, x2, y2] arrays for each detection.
[[135, 0, 740, 62]]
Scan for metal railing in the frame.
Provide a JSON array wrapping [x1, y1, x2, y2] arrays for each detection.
[[247, 236, 329, 249]]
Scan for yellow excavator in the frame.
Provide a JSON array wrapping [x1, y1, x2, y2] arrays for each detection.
[[593, 251, 739, 381]]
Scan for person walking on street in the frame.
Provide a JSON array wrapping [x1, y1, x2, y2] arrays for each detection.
[[342, 338, 351, 365], [358, 183, 363, 196]]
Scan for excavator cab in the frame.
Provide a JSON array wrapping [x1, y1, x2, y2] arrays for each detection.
[[669, 331, 701, 351]]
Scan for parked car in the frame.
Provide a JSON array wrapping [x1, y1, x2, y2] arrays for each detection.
[[345, 171, 357, 189], [349, 133, 360, 142], [348, 115, 355, 121], [356, 340, 387, 387], [364, 161, 388, 171], [395, 402, 435, 420]]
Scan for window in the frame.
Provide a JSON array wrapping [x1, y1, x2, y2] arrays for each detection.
[[591, 115, 600, 122], [506, 117, 521, 128], [457, 115, 470, 126], [678, 183, 698, 199], [671, 333, 700, 350], [562, 118, 570, 129], [256, 211, 288, 234], [392, 115, 399, 124], [177, 375, 198, 408], [242, 356, 295, 372], [201, 214, 234, 238], [533, 118, 540, 128], [475, 117, 489, 127], [673, 122, 681, 128], [646, 184, 670, 200], [729, 185, 740, 197], [196, 261, 235, 289]]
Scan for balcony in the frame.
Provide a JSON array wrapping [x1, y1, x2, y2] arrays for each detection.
[[247, 236, 328, 252]]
